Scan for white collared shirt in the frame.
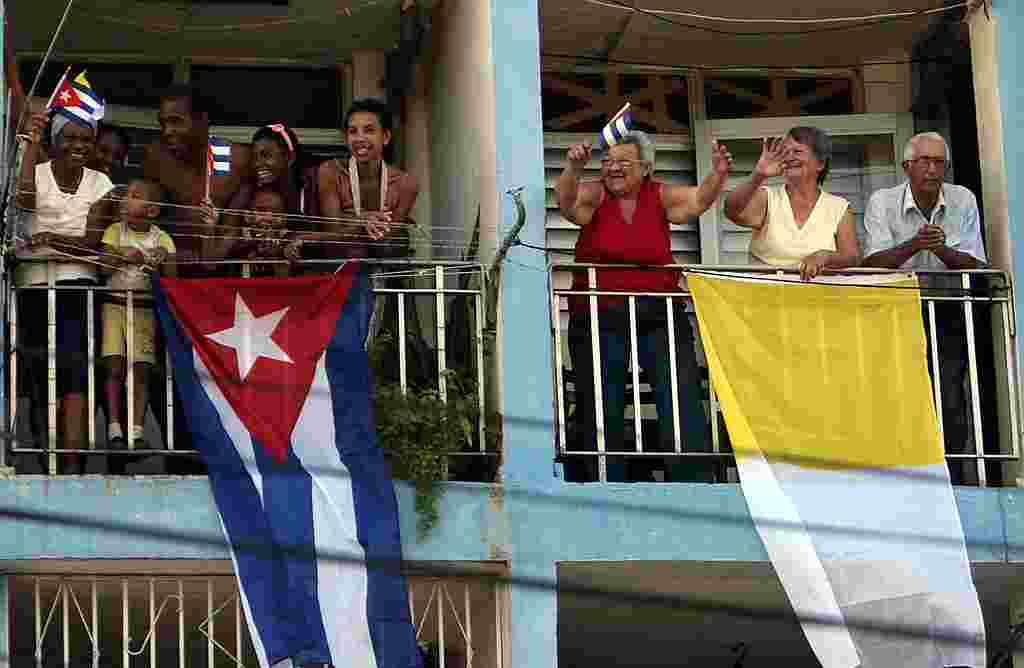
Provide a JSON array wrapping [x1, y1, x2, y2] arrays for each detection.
[[862, 181, 987, 271]]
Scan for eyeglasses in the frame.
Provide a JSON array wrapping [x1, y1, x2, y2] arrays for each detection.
[[600, 159, 636, 169], [911, 157, 947, 169]]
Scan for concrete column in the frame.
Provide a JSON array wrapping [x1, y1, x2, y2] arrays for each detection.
[[404, 61, 433, 256], [687, 71, 719, 264], [351, 50, 388, 101], [971, 3, 1023, 484], [489, 0, 557, 665], [968, 8, 1011, 272]]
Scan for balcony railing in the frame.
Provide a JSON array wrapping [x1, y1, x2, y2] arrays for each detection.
[[550, 263, 1020, 485], [11, 572, 505, 668], [3, 259, 497, 480]]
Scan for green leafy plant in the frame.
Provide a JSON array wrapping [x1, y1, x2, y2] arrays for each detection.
[[370, 333, 484, 539]]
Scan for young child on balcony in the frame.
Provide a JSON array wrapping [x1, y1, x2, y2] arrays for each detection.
[[219, 187, 301, 276], [100, 178, 176, 457]]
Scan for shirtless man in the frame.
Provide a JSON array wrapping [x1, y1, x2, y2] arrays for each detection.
[[140, 86, 248, 470], [142, 85, 249, 263]]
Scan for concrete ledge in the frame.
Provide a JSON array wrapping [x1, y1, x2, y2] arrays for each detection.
[[0, 476, 506, 563], [0, 477, 1019, 564]]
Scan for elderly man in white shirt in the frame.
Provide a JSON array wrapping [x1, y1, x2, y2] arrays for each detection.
[[862, 131, 987, 484]]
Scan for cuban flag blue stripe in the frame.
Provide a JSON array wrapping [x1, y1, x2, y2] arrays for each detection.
[[210, 138, 233, 176], [152, 281, 292, 664], [251, 438, 333, 665], [595, 111, 632, 151], [70, 82, 102, 116], [54, 106, 95, 126], [326, 270, 422, 668]]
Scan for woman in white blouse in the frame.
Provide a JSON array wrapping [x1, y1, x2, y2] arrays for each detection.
[[724, 126, 860, 281], [15, 112, 115, 473]]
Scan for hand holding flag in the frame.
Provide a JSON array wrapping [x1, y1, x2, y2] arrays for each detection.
[[562, 102, 631, 174], [566, 143, 592, 172], [25, 113, 49, 147]]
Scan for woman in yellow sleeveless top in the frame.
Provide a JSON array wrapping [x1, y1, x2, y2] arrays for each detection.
[[724, 126, 860, 280]]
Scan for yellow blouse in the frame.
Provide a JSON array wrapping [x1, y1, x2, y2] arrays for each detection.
[[749, 185, 850, 266]]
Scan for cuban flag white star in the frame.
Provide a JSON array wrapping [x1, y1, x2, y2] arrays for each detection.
[[206, 294, 293, 382]]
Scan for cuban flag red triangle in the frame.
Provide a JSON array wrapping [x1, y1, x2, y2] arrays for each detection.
[[160, 270, 354, 463]]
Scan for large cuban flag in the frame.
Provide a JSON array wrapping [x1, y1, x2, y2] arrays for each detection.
[[154, 263, 422, 668]]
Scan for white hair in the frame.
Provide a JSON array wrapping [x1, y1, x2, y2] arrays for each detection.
[[619, 131, 656, 174], [903, 132, 951, 163]]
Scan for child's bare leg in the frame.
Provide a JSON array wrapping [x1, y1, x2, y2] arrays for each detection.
[[131, 362, 152, 437], [104, 355, 127, 443]]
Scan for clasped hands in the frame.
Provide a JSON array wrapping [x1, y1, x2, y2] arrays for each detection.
[[911, 224, 947, 253], [119, 246, 169, 268]]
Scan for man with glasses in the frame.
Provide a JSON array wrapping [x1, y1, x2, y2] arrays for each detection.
[[862, 132, 988, 484], [555, 131, 732, 482]]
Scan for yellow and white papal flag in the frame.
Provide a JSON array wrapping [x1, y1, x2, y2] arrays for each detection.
[[688, 271, 985, 668]]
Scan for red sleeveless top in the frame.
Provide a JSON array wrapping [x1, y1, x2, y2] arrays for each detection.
[[570, 179, 680, 312]]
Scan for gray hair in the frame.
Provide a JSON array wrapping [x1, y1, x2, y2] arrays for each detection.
[[903, 132, 951, 163], [786, 126, 832, 185], [619, 131, 656, 174]]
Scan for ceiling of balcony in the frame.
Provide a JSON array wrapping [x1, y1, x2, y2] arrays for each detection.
[[9, 0, 966, 69], [541, 0, 966, 70], [8, 0, 424, 65]]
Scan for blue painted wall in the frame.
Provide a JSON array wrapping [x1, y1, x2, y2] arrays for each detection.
[[0, 478, 506, 563], [997, 0, 1024, 349], [0, 478, 1019, 564], [488, 0, 558, 663]]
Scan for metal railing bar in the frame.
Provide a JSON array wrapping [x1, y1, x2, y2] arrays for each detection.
[[962, 274, 987, 486], [627, 296, 643, 454]]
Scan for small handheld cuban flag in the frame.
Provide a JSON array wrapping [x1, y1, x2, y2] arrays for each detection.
[[594, 102, 631, 152], [47, 69, 105, 125], [208, 136, 233, 177]]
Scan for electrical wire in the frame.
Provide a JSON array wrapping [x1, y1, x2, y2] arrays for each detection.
[[13, 188, 467, 232], [573, 0, 967, 38], [584, 0, 968, 27]]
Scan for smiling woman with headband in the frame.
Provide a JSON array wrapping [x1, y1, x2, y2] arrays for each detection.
[[208, 122, 314, 262]]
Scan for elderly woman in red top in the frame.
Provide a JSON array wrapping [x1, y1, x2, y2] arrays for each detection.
[[556, 131, 732, 482]]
